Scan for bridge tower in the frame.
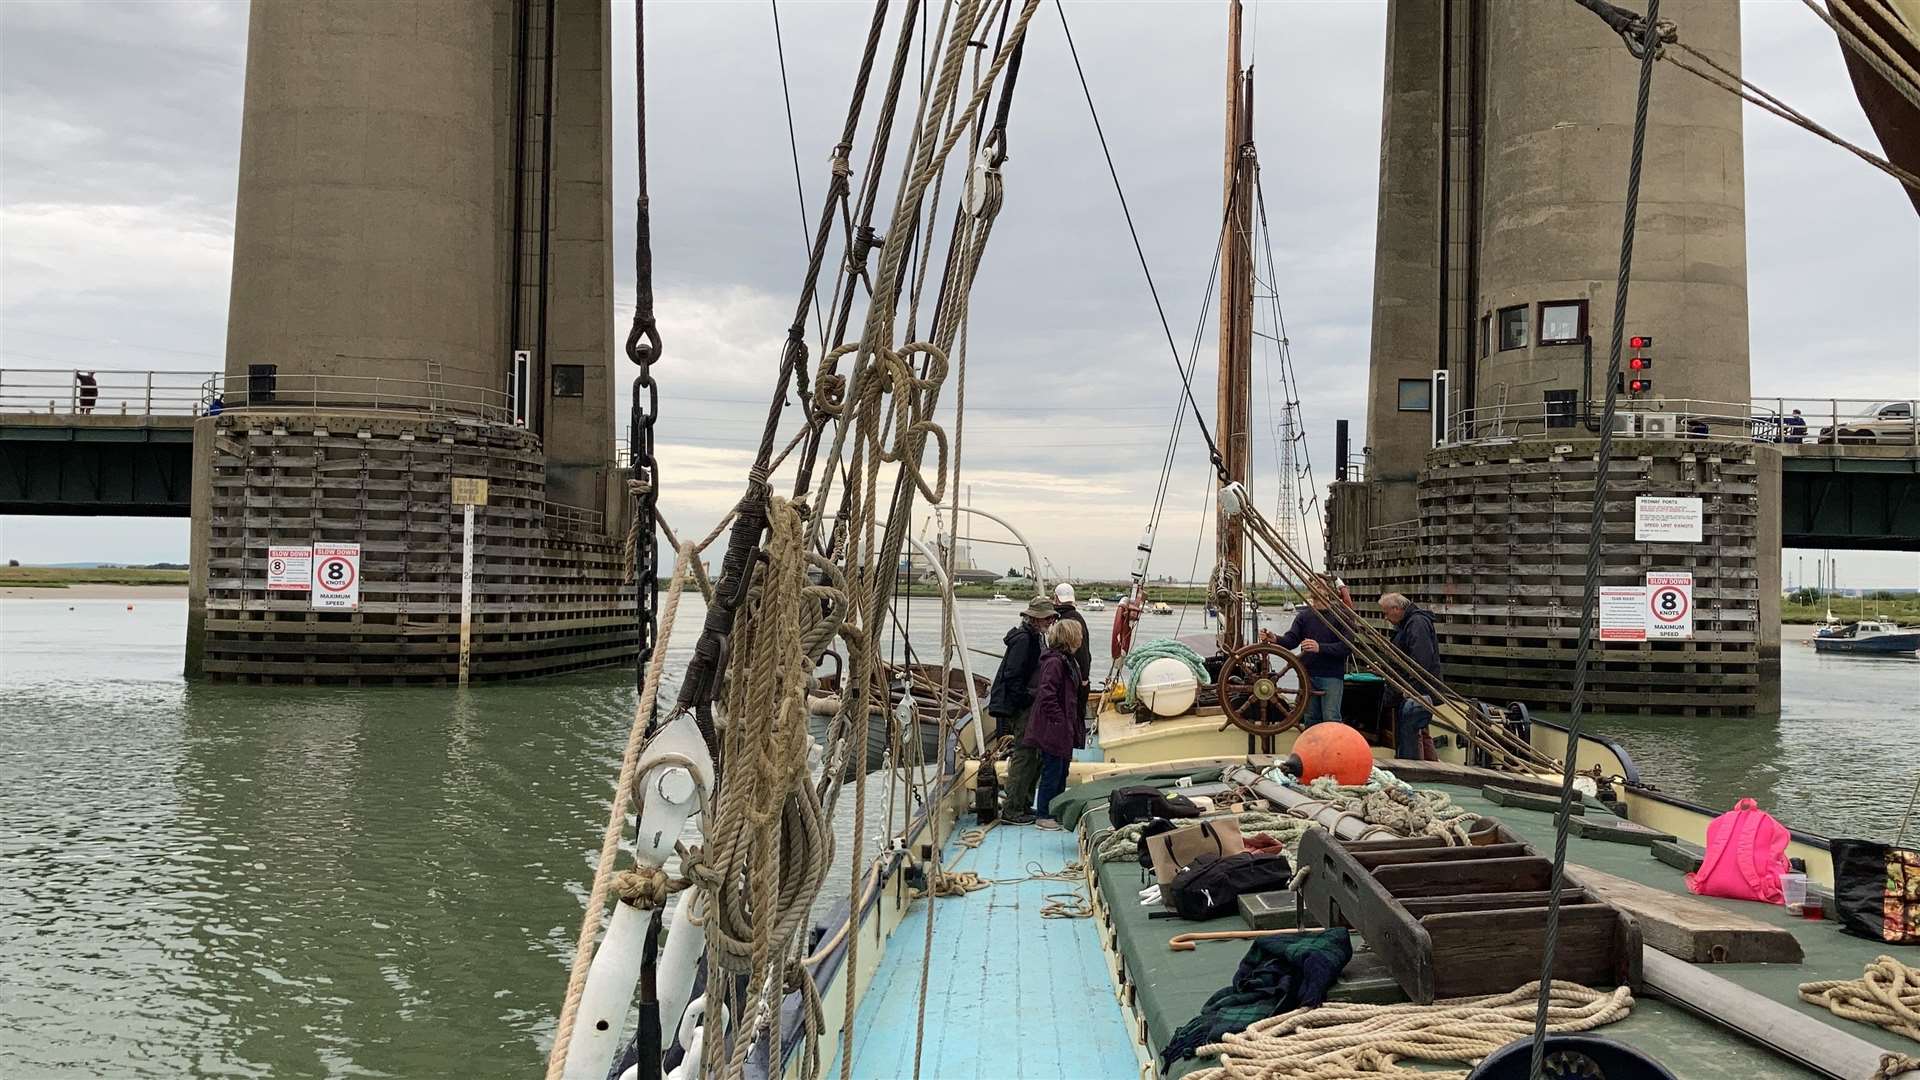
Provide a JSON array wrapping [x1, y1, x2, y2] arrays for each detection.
[[185, 0, 633, 683], [1332, 0, 1782, 717]]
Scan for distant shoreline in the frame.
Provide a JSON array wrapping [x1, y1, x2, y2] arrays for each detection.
[[1, 583, 188, 600]]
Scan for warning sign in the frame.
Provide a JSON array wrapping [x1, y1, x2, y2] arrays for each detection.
[[1647, 571, 1694, 640], [267, 546, 312, 591], [311, 542, 362, 611], [451, 476, 489, 505], [1600, 586, 1647, 641], [1635, 496, 1704, 542]]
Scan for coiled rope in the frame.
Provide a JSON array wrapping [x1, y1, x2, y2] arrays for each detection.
[[1093, 810, 1314, 864], [1799, 955, 1920, 1044], [1183, 981, 1634, 1080]]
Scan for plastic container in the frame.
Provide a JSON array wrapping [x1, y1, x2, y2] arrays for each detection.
[[1781, 871, 1807, 912], [1134, 657, 1198, 717]]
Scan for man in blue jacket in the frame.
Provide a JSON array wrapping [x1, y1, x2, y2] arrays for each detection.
[[1264, 579, 1352, 726], [1381, 592, 1441, 760]]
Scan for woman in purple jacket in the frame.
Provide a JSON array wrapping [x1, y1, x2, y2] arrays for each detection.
[[1024, 618, 1085, 829]]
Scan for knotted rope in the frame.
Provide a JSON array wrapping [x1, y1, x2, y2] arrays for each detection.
[[1183, 981, 1633, 1080], [545, 543, 698, 1080], [1093, 810, 1314, 864], [1296, 772, 1478, 846], [1800, 956, 1920, 1044]]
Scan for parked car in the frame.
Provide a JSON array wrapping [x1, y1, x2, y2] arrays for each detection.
[[1817, 401, 1917, 445]]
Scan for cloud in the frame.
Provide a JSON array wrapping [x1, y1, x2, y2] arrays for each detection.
[[0, 1, 1913, 584]]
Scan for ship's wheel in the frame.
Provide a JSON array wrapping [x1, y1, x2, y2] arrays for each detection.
[[1216, 642, 1310, 736]]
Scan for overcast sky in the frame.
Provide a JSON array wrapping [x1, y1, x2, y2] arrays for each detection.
[[1, 0, 1915, 585]]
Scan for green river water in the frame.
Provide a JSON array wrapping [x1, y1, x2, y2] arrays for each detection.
[[2, 593, 1915, 1077]]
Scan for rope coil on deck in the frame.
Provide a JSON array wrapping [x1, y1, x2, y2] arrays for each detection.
[[1799, 955, 1920, 1044], [1183, 981, 1633, 1080]]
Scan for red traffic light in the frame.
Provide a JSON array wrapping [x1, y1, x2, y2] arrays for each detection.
[[1630, 356, 1652, 371], [1629, 377, 1652, 394], [1629, 335, 1653, 349]]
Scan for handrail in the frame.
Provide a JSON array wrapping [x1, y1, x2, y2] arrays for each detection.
[[1442, 396, 1919, 448], [0, 368, 216, 418], [200, 371, 513, 424], [543, 500, 606, 537], [0, 367, 523, 427]]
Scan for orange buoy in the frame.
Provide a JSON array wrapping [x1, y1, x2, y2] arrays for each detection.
[[1292, 722, 1373, 786]]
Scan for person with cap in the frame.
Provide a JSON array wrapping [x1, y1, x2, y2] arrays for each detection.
[[988, 594, 1055, 823], [1052, 582, 1094, 724]]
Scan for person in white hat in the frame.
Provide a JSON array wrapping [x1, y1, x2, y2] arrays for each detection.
[[1052, 583, 1093, 723]]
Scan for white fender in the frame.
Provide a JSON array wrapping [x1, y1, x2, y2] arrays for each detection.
[[657, 886, 709, 1051], [563, 899, 652, 1080], [564, 710, 715, 1080]]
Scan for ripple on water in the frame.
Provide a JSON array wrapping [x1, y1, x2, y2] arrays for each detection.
[[4, 595, 1916, 1076]]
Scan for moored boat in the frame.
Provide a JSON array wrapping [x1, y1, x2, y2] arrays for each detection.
[[1812, 619, 1920, 656]]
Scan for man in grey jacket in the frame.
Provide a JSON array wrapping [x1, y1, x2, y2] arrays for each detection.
[[1381, 592, 1441, 761]]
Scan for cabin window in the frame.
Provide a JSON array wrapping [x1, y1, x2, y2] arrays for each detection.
[[1398, 378, 1431, 412], [1479, 314, 1490, 358], [552, 364, 585, 398], [1498, 305, 1528, 351], [1539, 300, 1587, 345]]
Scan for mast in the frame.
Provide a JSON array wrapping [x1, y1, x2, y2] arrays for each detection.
[[1217, 0, 1255, 651]]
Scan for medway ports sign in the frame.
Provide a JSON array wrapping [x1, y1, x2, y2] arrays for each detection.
[[1634, 496, 1704, 542]]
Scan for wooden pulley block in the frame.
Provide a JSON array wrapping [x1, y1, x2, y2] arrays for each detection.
[[1217, 641, 1310, 736]]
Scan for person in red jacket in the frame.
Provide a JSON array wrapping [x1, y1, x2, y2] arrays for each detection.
[[1024, 618, 1085, 830]]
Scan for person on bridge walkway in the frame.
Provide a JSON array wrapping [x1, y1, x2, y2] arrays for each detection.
[[75, 371, 98, 415], [988, 594, 1054, 824], [1380, 592, 1441, 762], [1783, 409, 1808, 443], [1025, 616, 1085, 830], [1052, 582, 1093, 722], [1263, 575, 1351, 727]]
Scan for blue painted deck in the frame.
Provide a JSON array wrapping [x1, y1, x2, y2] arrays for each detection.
[[831, 820, 1138, 1079]]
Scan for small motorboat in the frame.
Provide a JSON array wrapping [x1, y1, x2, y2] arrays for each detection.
[[1085, 597, 1105, 611], [989, 593, 1012, 604], [1149, 601, 1173, 616], [1811, 619, 1920, 656]]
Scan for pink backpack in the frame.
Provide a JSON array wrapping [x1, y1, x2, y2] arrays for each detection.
[[1687, 798, 1791, 903]]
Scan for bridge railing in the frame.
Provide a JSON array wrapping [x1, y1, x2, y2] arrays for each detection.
[[200, 372, 514, 424], [1443, 397, 1920, 448], [1750, 397, 1919, 447], [0, 368, 217, 417]]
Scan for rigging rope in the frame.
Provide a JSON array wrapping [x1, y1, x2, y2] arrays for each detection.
[[1532, 1, 1662, 1074], [1053, 0, 1231, 484], [770, 0, 831, 348]]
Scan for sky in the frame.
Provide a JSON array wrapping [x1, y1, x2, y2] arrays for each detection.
[[1, 0, 1915, 586]]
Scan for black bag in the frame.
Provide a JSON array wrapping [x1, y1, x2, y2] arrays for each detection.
[[1136, 817, 1178, 869], [1165, 851, 1294, 921], [1111, 785, 1202, 828], [1830, 838, 1920, 945]]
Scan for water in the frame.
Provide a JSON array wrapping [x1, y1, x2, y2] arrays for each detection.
[[3, 594, 1916, 1077]]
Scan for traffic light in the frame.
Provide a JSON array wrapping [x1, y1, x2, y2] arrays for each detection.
[[1627, 335, 1653, 395]]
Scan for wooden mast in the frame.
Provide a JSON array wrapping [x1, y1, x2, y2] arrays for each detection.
[[1217, 0, 1255, 651]]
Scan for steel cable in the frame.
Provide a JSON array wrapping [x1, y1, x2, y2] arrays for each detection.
[[1529, 1, 1663, 1074]]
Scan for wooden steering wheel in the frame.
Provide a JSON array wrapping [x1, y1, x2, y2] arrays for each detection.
[[1217, 641, 1311, 736]]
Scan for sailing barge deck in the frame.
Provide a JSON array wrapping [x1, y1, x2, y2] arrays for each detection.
[[815, 758, 1916, 1080]]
